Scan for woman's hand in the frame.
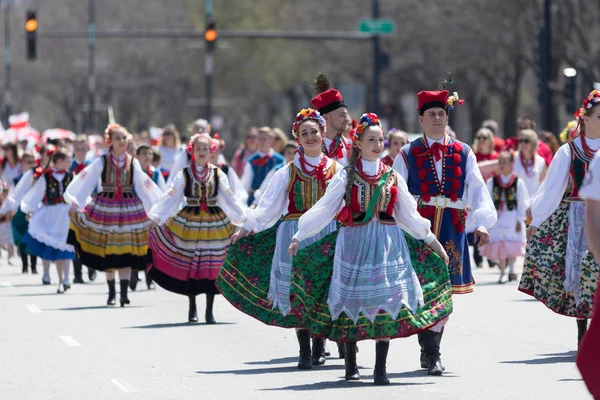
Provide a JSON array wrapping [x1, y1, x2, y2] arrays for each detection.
[[67, 205, 78, 218], [231, 227, 250, 245], [516, 221, 523, 233], [288, 239, 300, 257], [474, 226, 490, 247], [25, 213, 32, 221], [526, 226, 538, 242], [429, 239, 450, 266]]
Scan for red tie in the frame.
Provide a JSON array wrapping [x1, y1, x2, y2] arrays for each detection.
[[430, 142, 447, 162], [252, 155, 272, 167]]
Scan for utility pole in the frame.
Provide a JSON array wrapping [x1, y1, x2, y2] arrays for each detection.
[[542, 0, 553, 132], [372, 0, 381, 115], [3, 0, 12, 125], [204, 0, 214, 122], [87, 0, 96, 131]]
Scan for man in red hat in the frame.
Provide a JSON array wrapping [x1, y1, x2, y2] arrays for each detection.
[[393, 89, 497, 376], [310, 74, 353, 166]]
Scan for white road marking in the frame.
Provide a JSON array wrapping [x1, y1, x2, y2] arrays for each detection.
[[59, 335, 81, 347], [25, 304, 41, 313], [0, 282, 12, 287], [111, 378, 140, 393]]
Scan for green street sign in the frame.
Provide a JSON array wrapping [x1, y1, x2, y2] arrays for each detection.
[[358, 19, 395, 35]]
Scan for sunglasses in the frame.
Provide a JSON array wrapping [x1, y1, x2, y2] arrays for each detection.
[[519, 139, 531, 144], [476, 136, 489, 140], [246, 135, 257, 139]]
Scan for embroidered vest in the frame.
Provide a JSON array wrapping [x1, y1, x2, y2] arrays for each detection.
[[43, 171, 73, 205], [401, 137, 469, 203], [567, 142, 595, 201], [283, 161, 339, 221], [101, 155, 134, 194], [492, 175, 518, 211], [183, 166, 219, 207], [345, 166, 397, 226], [248, 152, 285, 192]]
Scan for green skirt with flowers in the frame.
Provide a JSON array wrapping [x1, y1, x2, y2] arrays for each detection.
[[216, 225, 301, 328], [289, 231, 453, 342]]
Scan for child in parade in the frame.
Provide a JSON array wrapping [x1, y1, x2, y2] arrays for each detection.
[[382, 128, 408, 166], [147, 133, 246, 323]]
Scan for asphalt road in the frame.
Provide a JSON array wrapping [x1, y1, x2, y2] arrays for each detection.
[[0, 255, 591, 400]]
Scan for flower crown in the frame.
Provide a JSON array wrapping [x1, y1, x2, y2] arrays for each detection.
[[574, 89, 600, 122], [446, 92, 465, 111], [351, 113, 382, 143], [291, 108, 326, 138], [187, 133, 217, 155]]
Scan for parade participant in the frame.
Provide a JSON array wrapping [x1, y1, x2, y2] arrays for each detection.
[[393, 84, 497, 375], [283, 142, 299, 163], [288, 113, 451, 385], [217, 108, 341, 369], [513, 129, 547, 203], [519, 89, 600, 350], [481, 119, 506, 153], [505, 116, 553, 166], [2, 145, 54, 281], [65, 124, 162, 307], [21, 149, 75, 294], [241, 127, 285, 205], [147, 133, 246, 323], [209, 135, 248, 205], [577, 149, 600, 398], [272, 128, 289, 154], [1, 143, 22, 189], [231, 127, 258, 177], [0, 182, 13, 264], [158, 124, 184, 176], [310, 74, 353, 166], [479, 151, 529, 283], [382, 129, 408, 166]]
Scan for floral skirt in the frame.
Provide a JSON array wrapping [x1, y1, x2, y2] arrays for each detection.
[[519, 202, 599, 318], [290, 230, 453, 342]]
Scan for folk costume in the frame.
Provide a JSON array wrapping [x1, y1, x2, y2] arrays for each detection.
[[241, 149, 285, 206], [394, 89, 497, 375], [69, 157, 95, 284], [519, 90, 600, 348], [147, 134, 246, 323], [217, 108, 341, 369], [289, 113, 452, 384]]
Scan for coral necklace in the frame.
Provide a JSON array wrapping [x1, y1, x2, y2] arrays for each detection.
[[191, 163, 211, 182], [580, 134, 597, 159], [356, 158, 385, 184]]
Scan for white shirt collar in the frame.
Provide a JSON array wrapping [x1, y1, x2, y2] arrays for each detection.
[[359, 158, 380, 175]]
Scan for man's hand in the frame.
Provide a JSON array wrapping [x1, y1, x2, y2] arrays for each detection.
[[474, 226, 490, 247]]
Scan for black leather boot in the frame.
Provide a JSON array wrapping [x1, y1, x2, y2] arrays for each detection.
[[418, 330, 445, 376], [373, 341, 390, 385], [578, 319, 588, 351], [337, 342, 346, 359], [73, 259, 84, 283], [205, 293, 216, 324], [145, 271, 155, 290], [296, 329, 312, 370], [311, 337, 326, 365], [107, 279, 116, 306], [129, 272, 139, 291], [119, 280, 130, 307], [344, 342, 360, 380], [30, 255, 38, 274], [188, 295, 198, 323], [88, 268, 97, 281]]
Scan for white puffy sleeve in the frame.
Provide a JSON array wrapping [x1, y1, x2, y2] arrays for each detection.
[[64, 158, 103, 210], [392, 151, 409, 181], [392, 171, 436, 244], [516, 178, 530, 221], [1, 169, 34, 213], [226, 167, 249, 205], [216, 169, 247, 226], [464, 150, 498, 232], [580, 152, 600, 201], [244, 165, 289, 232], [293, 169, 346, 243], [530, 144, 571, 228], [132, 159, 163, 212], [148, 170, 185, 224], [240, 161, 254, 193], [156, 172, 168, 192], [20, 175, 46, 214]]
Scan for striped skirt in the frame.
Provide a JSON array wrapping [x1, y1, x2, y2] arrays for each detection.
[[148, 205, 234, 296], [67, 192, 152, 271]]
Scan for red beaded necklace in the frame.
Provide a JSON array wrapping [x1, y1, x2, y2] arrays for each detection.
[[191, 163, 211, 183], [580, 134, 597, 159], [109, 151, 127, 197], [356, 158, 385, 185], [519, 152, 535, 177], [299, 152, 327, 176]]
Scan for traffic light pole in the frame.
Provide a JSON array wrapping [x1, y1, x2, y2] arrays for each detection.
[[204, 0, 213, 122], [3, 0, 12, 125], [87, 0, 96, 131], [372, 0, 381, 116], [542, 0, 553, 132]]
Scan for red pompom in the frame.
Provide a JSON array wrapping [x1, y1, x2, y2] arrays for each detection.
[[416, 157, 425, 168], [453, 154, 461, 164], [454, 166, 462, 177], [451, 179, 460, 191], [386, 186, 399, 216], [337, 206, 354, 226], [420, 182, 430, 194], [33, 165, 44, 178], [450, 192, 459, 202], [421, 193, 431, 203], [418, 169, 427, 180], [453, 142, 463, 152], [419, 205, 435, 219], [350, 186, 360, 213]]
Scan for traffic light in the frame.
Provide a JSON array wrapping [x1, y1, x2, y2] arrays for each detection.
[[564, 69, 577, 114], [25, 10, 38, 60], [205, 20, 217, 51]]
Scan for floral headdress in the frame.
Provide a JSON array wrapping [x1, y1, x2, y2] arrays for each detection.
[[104, 123, 125, 144], [571, 89, 600, 139], [446, 92, 465, 111], [291, 108, 326, 138], [187, 133, 217, 155], [350, 113, 382, 143]]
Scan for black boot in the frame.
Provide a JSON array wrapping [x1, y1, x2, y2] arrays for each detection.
[[373, 341, 390, 385], [120, 280, 130, 307], [578, 319, 588, 351], [418, 330, 445, 376], [73, 259, 84, 283], [107, 280, 116, 306], [188, 295, 198, 323], [337, 342, 346, 359], [344, 342, 360, 380], [205, 293, 216, 324], [145, 271, 155, 290], [129, 272, 139, 291], [296, 329, 312, 370], [30, 255, 38, 274], [20, 249, 28, 274], [311, 337, 326, 365], [88, 268, 97, 281]]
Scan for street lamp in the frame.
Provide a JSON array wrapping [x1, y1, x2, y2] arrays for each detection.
[[563, 67, 577, 114], [563, 67, 577, 78]]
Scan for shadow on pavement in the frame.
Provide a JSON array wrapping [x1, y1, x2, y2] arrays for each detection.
[[261, 380, 434, 391], [245, 356, 298, 365], [500, 351, 576, 365], [126, 321, 236, 329], [53, 305, 145, 311], [197, 364, 344, 375], [387, 369, 460, 379]]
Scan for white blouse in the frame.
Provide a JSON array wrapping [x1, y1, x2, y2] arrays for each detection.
[[148, 165, 246, 226], [530, 136, 600, 227], [486, 174, 530, 221], [292, 158, 436, 244], [0, 169, 34, 214], [393, 135, 497, 233], [513, 151, 546, 202], [64, 156, 163, 213], [158, 146, 184, 173], [20, 172, 67, 214], [580, 150, 600, 201], [244, 153, 340, 232]]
